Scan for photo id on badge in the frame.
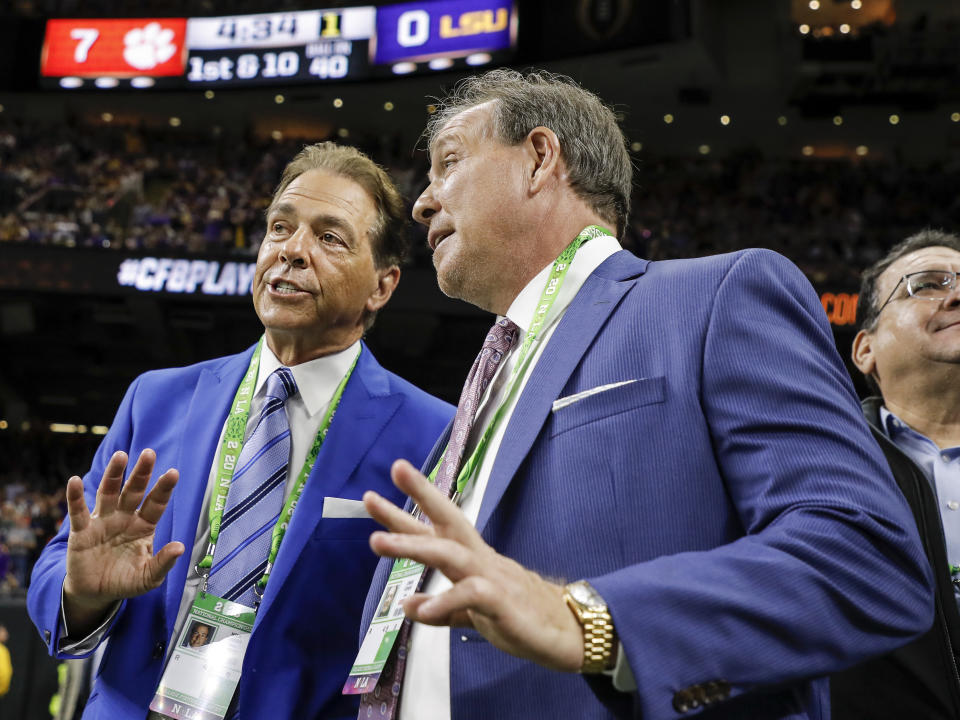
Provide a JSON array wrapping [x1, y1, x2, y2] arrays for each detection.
[[149, 592, 255, 720], [344, 558, 423, 694]]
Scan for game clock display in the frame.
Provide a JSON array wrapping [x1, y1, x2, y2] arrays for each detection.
[[39, 0, 516, 89], [184, 8, 374, 85]]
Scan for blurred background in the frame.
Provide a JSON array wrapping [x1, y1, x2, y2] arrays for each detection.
[[1, 0, 958, 716]]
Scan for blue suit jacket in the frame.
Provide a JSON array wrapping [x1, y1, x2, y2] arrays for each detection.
[[360, 249, 934, 720], [28, 342, 453, 720]]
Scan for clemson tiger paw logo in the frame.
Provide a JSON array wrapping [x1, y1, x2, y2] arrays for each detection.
[[123, 22, 176, 70]]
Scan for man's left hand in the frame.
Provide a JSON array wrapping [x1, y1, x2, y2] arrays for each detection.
[[364, 459, 583, 673]]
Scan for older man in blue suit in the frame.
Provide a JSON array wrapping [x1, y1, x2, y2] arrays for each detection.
[[27, 142, 452, 720], [353, 70, 934, 720]]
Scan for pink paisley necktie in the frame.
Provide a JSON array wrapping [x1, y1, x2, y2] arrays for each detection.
[[358, 317, 520, 720]]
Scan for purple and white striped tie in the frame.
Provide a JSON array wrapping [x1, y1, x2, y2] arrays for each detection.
[[207, 366, 297, 607]]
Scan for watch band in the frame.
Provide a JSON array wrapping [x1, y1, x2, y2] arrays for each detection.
[[563, 580, 617, 673]]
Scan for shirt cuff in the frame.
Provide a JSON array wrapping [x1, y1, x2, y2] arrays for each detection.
[[58, 583, 122, 654], [603, 641, 637, 692]]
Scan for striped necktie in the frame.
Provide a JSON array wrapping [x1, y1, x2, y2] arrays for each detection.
[[207, 366, 297, 607]]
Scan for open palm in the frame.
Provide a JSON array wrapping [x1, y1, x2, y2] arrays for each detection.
[[63, 449, 184, 627]]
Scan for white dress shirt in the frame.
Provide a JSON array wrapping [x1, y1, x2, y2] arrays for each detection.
[[61, 340, 361, 662], [400, 235, 622, 720]]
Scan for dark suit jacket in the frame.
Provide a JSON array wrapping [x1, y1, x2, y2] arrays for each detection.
[[829, 397, 960, 719], [28, 343, 453, 720], [360, 248, 934, 720]]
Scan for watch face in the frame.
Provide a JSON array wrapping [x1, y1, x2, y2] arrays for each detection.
[[569, 580, 603, 609]]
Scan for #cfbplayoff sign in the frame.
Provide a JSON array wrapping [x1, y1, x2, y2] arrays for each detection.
[[117, 257, 256, 296]]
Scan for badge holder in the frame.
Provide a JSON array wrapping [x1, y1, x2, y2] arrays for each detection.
[[343, 558, 424, 694], [149, 572, 256, 720]]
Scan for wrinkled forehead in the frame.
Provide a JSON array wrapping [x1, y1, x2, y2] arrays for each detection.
[[880, 245, 960, 294], [269, 168, 378, 225], [428, 101, 499, 157]]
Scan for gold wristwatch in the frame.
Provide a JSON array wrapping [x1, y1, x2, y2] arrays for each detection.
[[562, 579, 617, 673]]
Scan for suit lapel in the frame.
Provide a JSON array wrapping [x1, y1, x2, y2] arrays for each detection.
[[475, 251, 647, 535], [163, 348, 254, 634], [256, 345, 401, 621]]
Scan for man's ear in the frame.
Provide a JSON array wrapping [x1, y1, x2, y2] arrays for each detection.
[[851, 329, 877, 377], [525, 126, 563, 195], [366, 265, 401, 314]]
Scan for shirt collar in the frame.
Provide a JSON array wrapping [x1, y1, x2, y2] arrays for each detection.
[[880, 405, 960, 457], [257, 340, 361, 417], [880, 404, 944, 454], [879, 405, 899, 437], [502, 230, 622, 332]]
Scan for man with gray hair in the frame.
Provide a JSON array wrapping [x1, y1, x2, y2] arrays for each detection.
[[831, 229, 960, 719], [352, 69, 933, 720]]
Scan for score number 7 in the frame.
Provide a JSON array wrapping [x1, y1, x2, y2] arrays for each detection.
[[69, 28, 99, 63]]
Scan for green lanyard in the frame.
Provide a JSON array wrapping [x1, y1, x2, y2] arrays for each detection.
[[430, 224, 611, 502], [196, 336, 359, 602]]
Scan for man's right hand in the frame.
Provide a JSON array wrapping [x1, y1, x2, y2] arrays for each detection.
[[62, 449, 184, 637]]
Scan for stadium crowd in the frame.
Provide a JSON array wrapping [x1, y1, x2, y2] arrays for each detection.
[[0, 427, 98, 596], [4, 117, 960, 290]]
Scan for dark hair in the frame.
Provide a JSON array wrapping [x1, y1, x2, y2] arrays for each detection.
[[425, 68, 632, 237], [857, 228, 960, 332], [270, 142, 408, 268]]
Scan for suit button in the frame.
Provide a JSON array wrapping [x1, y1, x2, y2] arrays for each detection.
[[672, 690, 692, 713], [704, 680, 725, 702], [152, 641, 165, 659], [713, 679, 731, 701]]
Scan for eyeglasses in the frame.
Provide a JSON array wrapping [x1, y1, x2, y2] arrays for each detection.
[[877, 269, 959, 315]]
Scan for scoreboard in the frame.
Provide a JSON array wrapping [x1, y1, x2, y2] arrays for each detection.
[[183, 8, 375, 85], [39, 0, 516, 89]]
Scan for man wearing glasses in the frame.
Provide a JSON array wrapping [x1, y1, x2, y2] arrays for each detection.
[[832, 229, 960, 719]]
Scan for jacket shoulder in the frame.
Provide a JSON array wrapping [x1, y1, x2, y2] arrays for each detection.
[[131, 347, 253, 393]]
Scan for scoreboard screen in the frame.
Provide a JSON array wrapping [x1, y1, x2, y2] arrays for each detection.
[[41, 18, 189, 85], [374, 1, 513, 65], [39, 0, 516, 89], [184, 8, 375, 85]]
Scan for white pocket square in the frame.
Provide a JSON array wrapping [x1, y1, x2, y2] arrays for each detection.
[[552, 379, 638, 412], [321, 497, 372, 519]]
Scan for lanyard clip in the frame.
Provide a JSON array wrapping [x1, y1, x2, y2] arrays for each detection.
[[252, 562, 273, 609], [195, 564, 210, 593], [196, 541, 216, 592]]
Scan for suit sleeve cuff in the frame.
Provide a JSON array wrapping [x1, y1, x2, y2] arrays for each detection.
[[58, 583, 121, 654]]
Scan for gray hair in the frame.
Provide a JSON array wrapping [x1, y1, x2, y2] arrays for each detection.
[[425, 68, 632, 237]]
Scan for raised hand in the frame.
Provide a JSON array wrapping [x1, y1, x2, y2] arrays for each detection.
[[62, 449, 184, 635], [363, 459, 583, 673]]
